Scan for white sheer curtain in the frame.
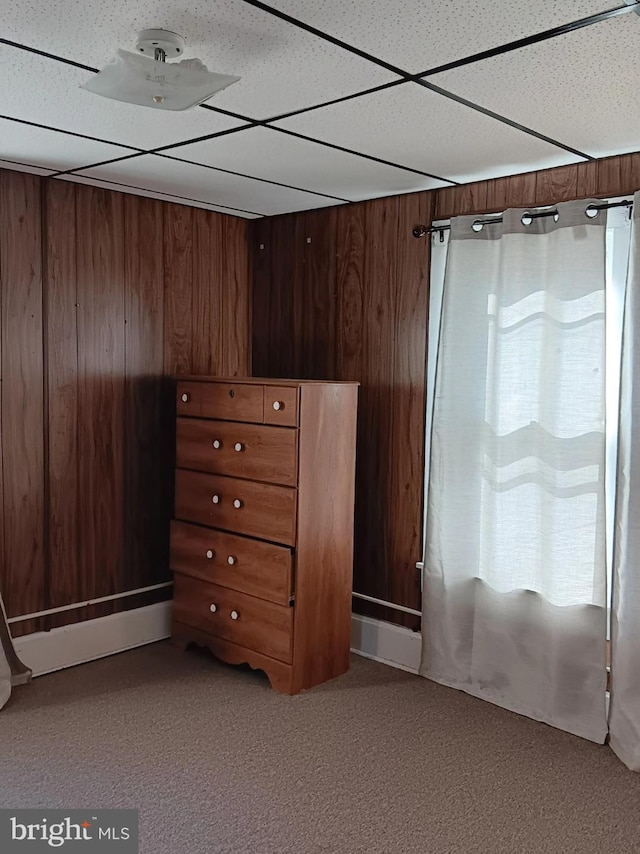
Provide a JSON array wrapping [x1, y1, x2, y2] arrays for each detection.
[[420, 200, 609, 742], [610, 190, 640, 770]]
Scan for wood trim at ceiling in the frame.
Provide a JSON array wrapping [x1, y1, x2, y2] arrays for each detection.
[[434, 152, 640, 219]]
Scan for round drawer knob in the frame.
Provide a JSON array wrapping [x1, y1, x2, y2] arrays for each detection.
[[181, 392, 189, 403], [212, 494, 221, 504], [227, 555, 236, 566], [205, 549, 214, 559], [272, 400, 282, 411], [234, 442, 244, 452], [230, 610, 239, 621], [212, 439, 221, 449], [209, 604, 217, 613], [233, 498, 243, 509]]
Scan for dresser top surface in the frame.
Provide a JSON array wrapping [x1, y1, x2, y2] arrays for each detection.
[[175, 376, 359, 387]]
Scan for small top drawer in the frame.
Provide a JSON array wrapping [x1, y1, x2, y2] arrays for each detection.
[[201, 382, 264, 423], [176, 381, 202, 416], [264, 385, 299, 427]]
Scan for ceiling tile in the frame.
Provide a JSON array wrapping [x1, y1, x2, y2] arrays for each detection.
[[0, 117, 134, 174], [274, 84, 583, 185], [5, 0, 633, 205], [165, 126, 451, 202], [58, 175, 262, 218], [73, 154, 345, 216], [265, 0, 610, 74], [2, 0, 396, 120], [431, 14, 640, 159], [1, 45, 246, 151]]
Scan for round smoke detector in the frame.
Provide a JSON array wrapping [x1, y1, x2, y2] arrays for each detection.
[[136, 29, 186, 59]]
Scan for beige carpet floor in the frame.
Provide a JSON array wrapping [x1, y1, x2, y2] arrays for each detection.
[[1, 642, 639, 854]]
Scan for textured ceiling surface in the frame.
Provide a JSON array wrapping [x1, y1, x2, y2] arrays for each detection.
[[2, 0, 639, 217]]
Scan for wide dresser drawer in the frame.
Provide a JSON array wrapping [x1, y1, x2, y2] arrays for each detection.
[[173, 573, 293, 663], [174, 469, 297, 546], [176, 418, 298, 486], [170, 520, 292, 605]]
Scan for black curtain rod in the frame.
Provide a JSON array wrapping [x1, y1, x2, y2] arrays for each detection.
[[412, 199, 634, 238]]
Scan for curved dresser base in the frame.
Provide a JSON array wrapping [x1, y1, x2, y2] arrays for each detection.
[[172, 621, 295, 695]]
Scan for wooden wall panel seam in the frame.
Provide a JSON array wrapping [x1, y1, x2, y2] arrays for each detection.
[[388, 191, 430, 628], [123, 195, 169, 591], [76, 185, 126, 614], [163, 203, 194, 376], [42, 179, 82, 626], [73, 184, 82, 619], [222, 217, 251, 377], [40, 179, 51, 628]]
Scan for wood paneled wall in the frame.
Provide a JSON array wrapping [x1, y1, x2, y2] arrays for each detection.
[[0, 169, 251, 636], [250, 150, 640, 629], [3, 149, 638, 640], [0, 171, 45, 637], [252, 194, 432, 628]]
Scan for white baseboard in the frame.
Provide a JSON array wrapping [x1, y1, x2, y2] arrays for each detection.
[[350, 613, 421, 674], [12, 604, 420, 680], [13, 601, 172, 678]]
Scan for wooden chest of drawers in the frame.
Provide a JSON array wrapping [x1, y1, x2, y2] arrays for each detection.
[[170, 377, 358, 694]]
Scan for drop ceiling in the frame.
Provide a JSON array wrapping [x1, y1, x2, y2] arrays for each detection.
[[2, 0, 639, 218]]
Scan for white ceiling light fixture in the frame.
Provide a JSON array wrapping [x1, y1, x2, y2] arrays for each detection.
[[81, 29, 240, 111]]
